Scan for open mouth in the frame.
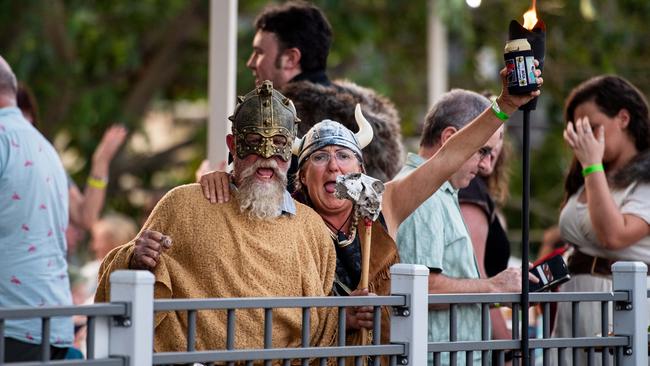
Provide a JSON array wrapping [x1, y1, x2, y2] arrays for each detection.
[[256, 167, 275, 180], [324, 181, 336, 193]]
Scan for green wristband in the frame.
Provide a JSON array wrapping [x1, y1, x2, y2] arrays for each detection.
[[582, 163, 604, 177], [490, 100, 509, 121]]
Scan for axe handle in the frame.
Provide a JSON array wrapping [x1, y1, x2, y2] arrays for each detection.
[[359, 218, 373, 346], [359, 220, 372, 289]]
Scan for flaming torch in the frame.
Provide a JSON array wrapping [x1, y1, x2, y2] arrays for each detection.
[[505, 2, 545, 365], [508, 2, 546, 110]]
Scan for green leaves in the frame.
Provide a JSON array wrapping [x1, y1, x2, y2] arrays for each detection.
[[3, 0, 650, 239]]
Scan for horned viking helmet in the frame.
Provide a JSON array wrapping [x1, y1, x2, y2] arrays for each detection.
[[228, 80, 300, 161], [293, 104, 373, 166]]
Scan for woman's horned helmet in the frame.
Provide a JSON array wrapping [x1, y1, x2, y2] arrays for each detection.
[[293, 104, 373, 166]]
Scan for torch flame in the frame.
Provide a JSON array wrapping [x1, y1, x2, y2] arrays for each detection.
[[523, 0, 538, 30]]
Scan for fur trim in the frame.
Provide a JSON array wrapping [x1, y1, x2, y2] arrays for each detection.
[[282, 80, 404, 181], [610, 150, 650, 188]]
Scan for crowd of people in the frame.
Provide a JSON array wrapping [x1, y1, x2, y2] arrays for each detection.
[[2, 1, 650, 366]]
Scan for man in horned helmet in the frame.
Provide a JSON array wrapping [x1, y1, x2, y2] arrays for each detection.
[[95, 81, 338, 355]]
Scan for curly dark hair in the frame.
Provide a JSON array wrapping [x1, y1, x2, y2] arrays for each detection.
[[563, 75, 650, 204], [254, 1, 332, 73]]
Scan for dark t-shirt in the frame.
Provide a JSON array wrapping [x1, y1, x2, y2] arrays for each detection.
[[458, 177, 510, 277]]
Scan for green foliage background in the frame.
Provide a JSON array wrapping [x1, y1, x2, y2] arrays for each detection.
[[2, 0, 650, 258]]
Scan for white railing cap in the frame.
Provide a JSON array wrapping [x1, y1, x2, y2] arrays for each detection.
[[110, 270, 156, 285], [390, 263, 430, 276], [612, 261, 648, 273]]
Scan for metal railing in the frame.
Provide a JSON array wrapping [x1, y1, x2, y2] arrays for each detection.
[[423, 262, 648, 366], [1, 262, 648, 365], [0, 303, 128, 366], [151, 296, 406, 365], [426, 292, 631, 366]]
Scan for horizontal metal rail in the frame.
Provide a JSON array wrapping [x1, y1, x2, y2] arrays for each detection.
[[427, 337, 628, 352], [154, 295, 404, 311], [0, 303, 128, 320], [4, 359, 126, 366], [153, 345, 404, 364], [0, 286, 638, 364], [427, 291, 628, 304]]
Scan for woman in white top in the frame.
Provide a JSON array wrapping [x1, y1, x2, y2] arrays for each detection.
[[552, 75, 650, 365]]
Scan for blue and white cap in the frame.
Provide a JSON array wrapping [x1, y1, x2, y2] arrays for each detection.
[[293, 104, 374, 167]]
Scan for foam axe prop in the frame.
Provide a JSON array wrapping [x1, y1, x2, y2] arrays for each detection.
[[335, 172, 384, 345]]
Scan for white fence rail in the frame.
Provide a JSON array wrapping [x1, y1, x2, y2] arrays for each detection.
[[1, 262, 647, 365]]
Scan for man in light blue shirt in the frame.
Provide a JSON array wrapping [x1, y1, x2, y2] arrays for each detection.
[[0, 55, 73, 362], [395, 89, 526, 365]]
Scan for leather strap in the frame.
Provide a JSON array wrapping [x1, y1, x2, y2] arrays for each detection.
[[568, 250, 614, 276]]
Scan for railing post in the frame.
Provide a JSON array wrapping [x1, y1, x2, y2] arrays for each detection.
[[88, 313, 110, 359], [612, 261, 648, 366], [109, 270, 155, 366], [390, 264, 429, 365]]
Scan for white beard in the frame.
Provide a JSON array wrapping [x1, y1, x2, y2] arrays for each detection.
[[235, 158, 288, 220]]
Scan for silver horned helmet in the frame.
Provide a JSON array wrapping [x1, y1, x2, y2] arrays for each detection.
[[293, 104, 373, 166], [228, 80, 300, 161]]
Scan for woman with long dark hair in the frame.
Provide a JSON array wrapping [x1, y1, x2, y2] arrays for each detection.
[[552, 75, 650, 365]]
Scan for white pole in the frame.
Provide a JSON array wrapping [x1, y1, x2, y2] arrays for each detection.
[[208, 0, 238, 166], [427, 0, 448, 108], [612, 261, 648, 366], [390, 264, 430, 365], [109, 270, 155, 366]]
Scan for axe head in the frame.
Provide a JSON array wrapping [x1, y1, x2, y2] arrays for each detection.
[[334, 172, 384, 221]]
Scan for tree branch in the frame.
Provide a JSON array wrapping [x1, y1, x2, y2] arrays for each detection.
[[39, 0, 77, 139], [111, 135, 198, 180], [121, 0, 205, 123]]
